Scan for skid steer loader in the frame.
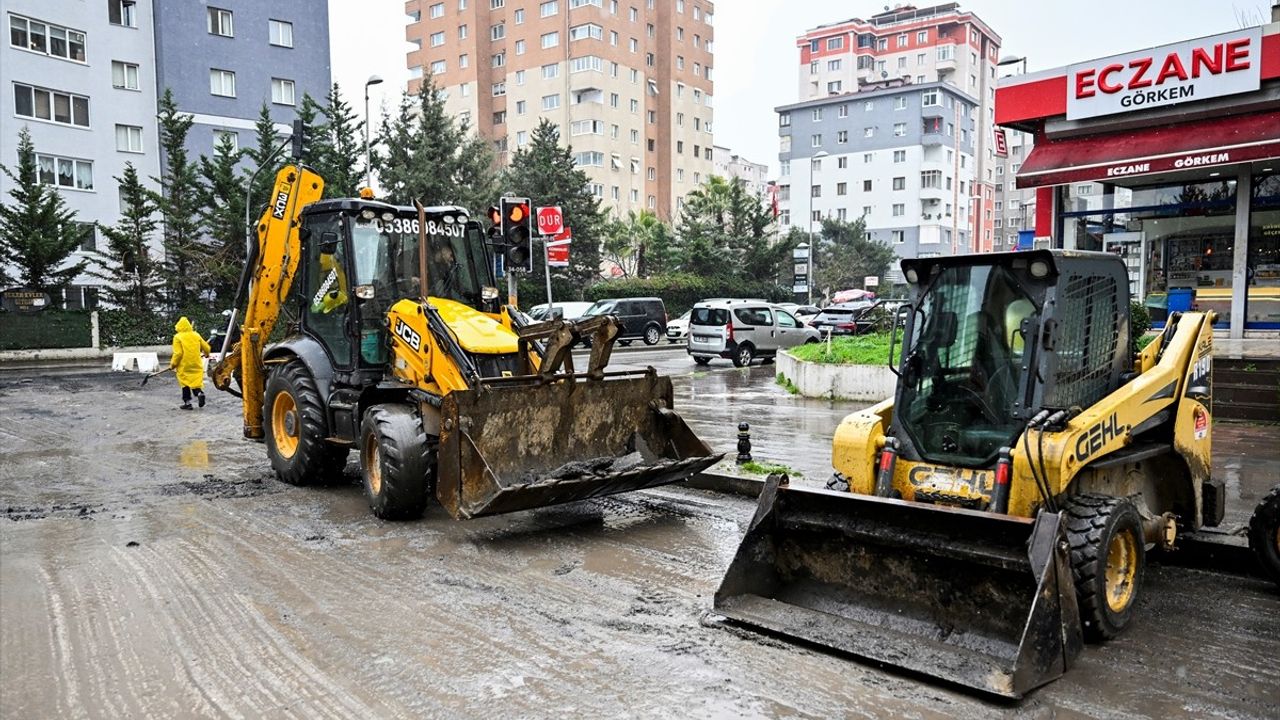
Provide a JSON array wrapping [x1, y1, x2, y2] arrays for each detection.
[[212, 165, 719, 520], [715, 250, 1221, 698]]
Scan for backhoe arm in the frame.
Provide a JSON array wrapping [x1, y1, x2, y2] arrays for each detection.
[[211, 165, 325, 439]]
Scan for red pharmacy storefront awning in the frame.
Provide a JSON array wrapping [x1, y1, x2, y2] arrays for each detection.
[[1016, 111, 1280, 188]]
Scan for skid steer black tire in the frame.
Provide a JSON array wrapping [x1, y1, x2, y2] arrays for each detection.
[[1064, 494, 1146, 642], [360, 404, 433, 521], [1248, 485, 1280, 587], [264, 360, 349, 486]]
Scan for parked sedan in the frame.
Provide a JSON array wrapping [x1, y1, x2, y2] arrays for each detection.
[[808, 307, 862, 337], [665, 310, 691, 343]]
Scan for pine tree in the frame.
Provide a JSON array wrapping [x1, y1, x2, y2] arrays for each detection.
[[198, 133, 247, 305], [373, 75, 497, 213], [295, 92, 325, 168], [502, 119, 606, 294], [245, 103, 283, 210], [674, 175, 791, 283], [0, 127, 88, 294], [315, 83, 366, 198], [813, 216, 896, 294], [153, 89, 207, 307], [89, 163, 164, 312]]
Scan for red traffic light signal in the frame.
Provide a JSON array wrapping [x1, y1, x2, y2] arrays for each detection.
[[499, 197, 534, 273]]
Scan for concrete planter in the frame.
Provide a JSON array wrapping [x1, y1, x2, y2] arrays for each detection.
[[776, 350, 896, 402]]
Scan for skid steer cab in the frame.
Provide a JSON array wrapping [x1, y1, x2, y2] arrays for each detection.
[[716, 249, 1220, 698], [213, 165, 719, 523]]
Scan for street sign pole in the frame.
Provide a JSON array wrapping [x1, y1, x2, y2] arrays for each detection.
[[543, 236, 554, 309]]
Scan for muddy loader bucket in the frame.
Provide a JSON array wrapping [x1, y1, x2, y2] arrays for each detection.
[[714, 475, 1083, 698], [436, 371, 721, 519]]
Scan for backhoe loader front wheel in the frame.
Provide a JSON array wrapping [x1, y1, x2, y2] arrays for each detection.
[[1248, 485, 1280, 587], [1064, 494, 1146, 641], [264, 360, 349, 486], [360, 405, 433, 521]]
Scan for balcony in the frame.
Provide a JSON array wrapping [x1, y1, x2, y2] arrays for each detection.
[[919, 186, 947, 202], [922, 132, 946, 147]]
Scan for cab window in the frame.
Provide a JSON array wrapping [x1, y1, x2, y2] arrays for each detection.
[[734, 307, 773, 326], [777, 310, 799, 328]]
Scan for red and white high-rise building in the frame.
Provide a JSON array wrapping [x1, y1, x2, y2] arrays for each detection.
[[793, 3, 1004, 252]]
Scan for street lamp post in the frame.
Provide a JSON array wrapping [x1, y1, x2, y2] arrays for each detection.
[[806, 149, 830, 304], [363, 75, 384, 190]]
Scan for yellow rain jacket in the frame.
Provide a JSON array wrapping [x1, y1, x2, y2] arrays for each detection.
[[170, 317, 211, 389]]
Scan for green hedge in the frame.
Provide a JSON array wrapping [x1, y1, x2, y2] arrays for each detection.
[[0, 310, 92, 350], [583, 273, 791, 316], [99, 307, 227, 348]]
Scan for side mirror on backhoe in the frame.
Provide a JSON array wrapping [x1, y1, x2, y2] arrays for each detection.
[[319, 231, 339, 253]]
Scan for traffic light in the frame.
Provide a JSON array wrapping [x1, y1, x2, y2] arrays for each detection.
[[499, 197, 533, 273]]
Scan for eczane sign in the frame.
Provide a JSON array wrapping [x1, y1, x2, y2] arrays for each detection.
[[1066, 27, 1261, 120]]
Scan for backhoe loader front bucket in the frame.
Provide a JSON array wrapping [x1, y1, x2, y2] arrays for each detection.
[[714, 475, 1083, 699], [435, 370, 721, 519]]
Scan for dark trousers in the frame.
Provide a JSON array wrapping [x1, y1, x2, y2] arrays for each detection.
[[182, 386, 205, 403]]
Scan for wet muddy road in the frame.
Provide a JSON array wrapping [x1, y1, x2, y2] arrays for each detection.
[[1, 370, 1277, 719]]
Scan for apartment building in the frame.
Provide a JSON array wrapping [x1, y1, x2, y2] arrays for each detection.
[[712, 145, 768, 199], [778, 82, 977, 263], [404, 0, 715, 221], [783, 3, 1003, 254], [1, 0, 330, 308], [2, 0, 161, 307], [992, 125, 1036, 251], [154, 1, 331, 161]]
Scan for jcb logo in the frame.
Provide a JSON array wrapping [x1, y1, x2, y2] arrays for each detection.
[[394, 318, 422, 352], [271, 191, 290, 219], [1075, 413, 1125, 463]]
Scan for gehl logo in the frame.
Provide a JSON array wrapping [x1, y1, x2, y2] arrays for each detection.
[[271, 190, 290, 219], [1074, 412, 1126, 463], [394, 318, 422, 352]]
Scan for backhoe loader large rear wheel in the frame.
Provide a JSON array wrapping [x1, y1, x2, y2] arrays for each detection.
[[360, 405, 433, 521], [1064, 494, 1145, 641], [1248, 485, 1280, 587], [264, 360, 349, 486]]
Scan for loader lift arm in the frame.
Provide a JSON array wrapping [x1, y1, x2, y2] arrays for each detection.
[[211, 165, 325, 438]]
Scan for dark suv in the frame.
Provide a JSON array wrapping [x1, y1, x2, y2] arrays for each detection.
[[581, 297, 668, 345]]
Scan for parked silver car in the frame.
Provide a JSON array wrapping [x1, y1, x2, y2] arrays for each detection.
[[687, 300, 820, 367]]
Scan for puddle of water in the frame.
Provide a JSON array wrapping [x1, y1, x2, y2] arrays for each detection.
[[179, 440, 210, 469]]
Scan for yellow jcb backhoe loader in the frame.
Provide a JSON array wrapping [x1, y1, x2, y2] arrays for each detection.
[[715, 250, 1222, 698], [212, 165, 719, 520]]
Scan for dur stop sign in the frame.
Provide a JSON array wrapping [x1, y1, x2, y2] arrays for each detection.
[[536, 206, 564, 236]]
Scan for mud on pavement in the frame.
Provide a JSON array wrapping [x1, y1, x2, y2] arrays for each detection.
[[1, 372, 1278, 719]]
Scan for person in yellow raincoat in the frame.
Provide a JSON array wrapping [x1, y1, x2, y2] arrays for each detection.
[[171, 316, 211, 410]]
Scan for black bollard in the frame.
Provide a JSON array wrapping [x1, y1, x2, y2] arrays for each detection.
[[736, 422, 752, 464]]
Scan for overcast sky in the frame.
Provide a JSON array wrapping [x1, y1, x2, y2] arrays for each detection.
[[329, 0, 1274, 177]]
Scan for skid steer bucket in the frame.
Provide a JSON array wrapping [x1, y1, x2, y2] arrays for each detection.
[[714, 475, 1083, 699], [435, 370, 721, 519]]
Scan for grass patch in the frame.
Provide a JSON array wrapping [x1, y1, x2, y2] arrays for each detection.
[[775, 372, 800, 395], [1136, 333, 1158, 351], [788, 332, 901, 366], [739, 461, 801, 477]]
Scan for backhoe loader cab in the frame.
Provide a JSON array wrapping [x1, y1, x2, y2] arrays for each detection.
[[214, 165, 718, 525], [716, 249, 1218, 698]]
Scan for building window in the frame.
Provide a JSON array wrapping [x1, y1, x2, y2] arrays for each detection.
[[431, 31, 446, 46], [836, 182, 847, 196], [515, 100, 526, 114], [892, 230, 905, 243], [574, 151, 604, 167], [515, 39, 526, 54], [779, 113, 790, 127], [491, 0, 504, 7], [491, 23, 505, 40], [542, 31, 560, 48], [108, 0, 137, 28], [111, 61, 140, 90], [827, 81, 842, 94], [863, 153, 873, 164], [921, 170, 942, 188], [541, 63, 559, 79], [542, 94, 561, 110], [13, 83, 90, 127], [492, 52, 505, 67], [837, 157, 848, 169], [35, 153, 93, 190], [812, 108, 822, 122], [268, 19, 293, 47], [863, 179, 873, 192], [492, 82, 506, 96], [922, 90, 940, 107], [9, 16, 87, 63], [459, 53, 469, 68], [541, 0, 560, 16], [893, 122, 906, 137], [917, 30, 928, 43], [863, 127, 873, 138], [493, 111, 506, 125], [114, 124, 142, 153], [430, 60, 446, 74], [811, 135, 821, 147], [207, 7, 234, 37], [892, 177, 906, 191], [428, 2, 445, 18], [892, 204, 905, 217], [514, 8, 525, 22], [826, 36, 843, 50], [570, 23, 602, 41], [271, 78, 295, 105], [459, 24, 468, 39], [214, 129, 238, 151], [836, 130, 848, 144]]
